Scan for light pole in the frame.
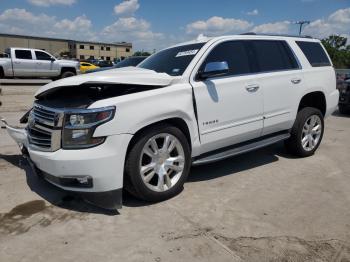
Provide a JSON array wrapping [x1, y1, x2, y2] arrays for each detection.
[[295, 20, 310, 35]]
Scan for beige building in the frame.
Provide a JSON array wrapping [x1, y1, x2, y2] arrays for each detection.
[[0, 33, 132, 60], [0, 33, 69, 56], [69, 40, 132, 61]]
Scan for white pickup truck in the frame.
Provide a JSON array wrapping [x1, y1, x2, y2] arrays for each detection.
[[0, 47, 80, 79], [3, 34, 339, 209]]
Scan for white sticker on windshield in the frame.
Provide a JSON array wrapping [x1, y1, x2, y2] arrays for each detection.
[[176, 49, 199, 57]]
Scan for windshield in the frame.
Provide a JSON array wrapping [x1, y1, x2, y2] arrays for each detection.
[[138, 43, 205, 76]]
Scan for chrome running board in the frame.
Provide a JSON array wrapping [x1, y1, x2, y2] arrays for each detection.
[[192, 132, 290, 166]]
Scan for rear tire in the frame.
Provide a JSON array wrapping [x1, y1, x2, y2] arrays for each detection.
[[285, 107, 324, 157], [60, 71, 75, 79], [124, 124, 191, 202], [0, 67, 4, 79]]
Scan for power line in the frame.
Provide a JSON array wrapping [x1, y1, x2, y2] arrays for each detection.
[[294, 21, 310, 35]]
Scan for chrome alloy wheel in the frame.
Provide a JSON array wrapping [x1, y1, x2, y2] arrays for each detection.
[[301, 115, 322, 151], [139, 133, 185, 192]]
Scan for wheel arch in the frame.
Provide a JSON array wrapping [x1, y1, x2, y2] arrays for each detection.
[[125, 117, 193, 157], [60, 67, 76, 75], [298, 91, 327, 116]]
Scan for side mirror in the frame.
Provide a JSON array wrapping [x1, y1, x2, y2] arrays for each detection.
[[198, 61, 229, 80], [50, 57, 56, 62]]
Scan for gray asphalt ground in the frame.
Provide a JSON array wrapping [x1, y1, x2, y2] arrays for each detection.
[[0, 82, 350, 262]]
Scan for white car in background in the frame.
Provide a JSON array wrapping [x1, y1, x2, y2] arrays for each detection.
[[3, 33, 339, 209], [0, 47, 80, 79]]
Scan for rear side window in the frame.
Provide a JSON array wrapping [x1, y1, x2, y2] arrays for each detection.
[[296, 41, 331, 67], [251, 40, 299, 72], [15, 50, 32, 60], [201, 41, 251, 76]]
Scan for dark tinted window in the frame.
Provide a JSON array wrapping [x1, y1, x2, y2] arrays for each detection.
[[138, 43, 205, 76], [201, 41, 251, 77], [115, 56, 146, 68], [15, 50, 32, 60], [35, 51, 52, 61], [79, 45, 84, 49], [252, 40, 299, 72], [296, 41, 331, 67]]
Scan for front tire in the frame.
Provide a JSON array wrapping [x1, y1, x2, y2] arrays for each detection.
[[285, 107, 324, 157], [60, 71, 75, 79], [125, 124, 191, 202]]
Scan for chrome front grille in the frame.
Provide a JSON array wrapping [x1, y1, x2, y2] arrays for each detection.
[[27, 104, 64, 152]]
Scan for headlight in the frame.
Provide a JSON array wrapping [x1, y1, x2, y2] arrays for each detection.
[[62, 106, 115, 149]]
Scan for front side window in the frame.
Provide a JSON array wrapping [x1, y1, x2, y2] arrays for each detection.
[[35, 51, 52, 61], [15, 50, 32, 60], [138, 43, 205, 76], [200, 41, 251, 77], [252, 40, 299, 72], [296, 41, 331, 67]]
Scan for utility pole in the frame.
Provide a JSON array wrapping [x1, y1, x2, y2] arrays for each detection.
[[295, 20, 310, 35]]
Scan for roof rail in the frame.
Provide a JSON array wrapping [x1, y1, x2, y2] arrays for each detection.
[[240, 32, 313, 39]]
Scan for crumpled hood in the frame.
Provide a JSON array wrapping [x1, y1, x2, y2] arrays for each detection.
[[35, 67, 174, 98]]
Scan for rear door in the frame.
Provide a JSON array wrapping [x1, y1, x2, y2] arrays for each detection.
[[34, 50, 59, 77], [247, 40, 303, 135], [12, 49, 35, 77], [190, 40, 264, 153]]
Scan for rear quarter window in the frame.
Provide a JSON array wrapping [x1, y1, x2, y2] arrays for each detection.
[[296, 41, 331, 67]]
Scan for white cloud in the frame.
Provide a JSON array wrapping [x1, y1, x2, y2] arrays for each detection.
[[28, 0, 76, 7], [102, 17, 163, 50], [303, 8, 350, 38], [0, 8, 94, 41], [114, 0, 139, 16], [246, 9, 259, 16], [252, 21, 291, 34], [186, 16, 253, 36]]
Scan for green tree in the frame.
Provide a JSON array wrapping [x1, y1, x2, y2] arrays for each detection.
[[133, 51, 151, 57], [321, 35, 350, 69]]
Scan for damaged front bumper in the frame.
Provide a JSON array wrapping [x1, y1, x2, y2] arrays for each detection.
[[1, 119, 124, 210]]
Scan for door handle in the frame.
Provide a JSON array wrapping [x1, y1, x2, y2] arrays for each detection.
[[291, 78, 301, 84], [246, 84, 259, 92], [14, 61, 20, 64]]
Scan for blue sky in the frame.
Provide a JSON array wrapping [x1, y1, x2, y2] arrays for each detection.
[[0, 0, 349, 51]]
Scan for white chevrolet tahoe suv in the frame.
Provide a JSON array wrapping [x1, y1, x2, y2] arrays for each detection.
[[3, 34, 339, 209], [0, 48, 80, 79]]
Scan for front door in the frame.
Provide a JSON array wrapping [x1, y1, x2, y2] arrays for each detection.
[[190, 40, 264, 153], [34, 50, 59, 77]]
